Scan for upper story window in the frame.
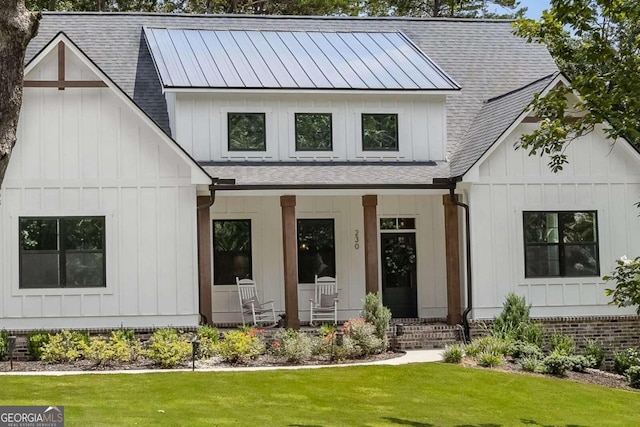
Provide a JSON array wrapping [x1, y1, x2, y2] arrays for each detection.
[[19, 217, 106, 288], [523, 211, 599, 278], [297, 219, 335, 283], [213, 219, 252, 285], [228, 113, 266, 151], [362, 113, 398, 151], [295, 113, 332, 151]]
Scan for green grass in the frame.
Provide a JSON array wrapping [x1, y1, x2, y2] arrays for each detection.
[[1, 363, 639, 426]]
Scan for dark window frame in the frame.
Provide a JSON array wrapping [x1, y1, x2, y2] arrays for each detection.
[[361, 113, 399, 152], [212, 219, 253, 286], [294, 112, 333, 152], [297, 218, 336, 284], [523, 210, 600, 278], [227, 112, 266, 152], [19, 216, 106, 289]]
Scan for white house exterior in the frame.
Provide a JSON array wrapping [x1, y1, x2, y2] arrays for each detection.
[[1, 13, 638, 333]]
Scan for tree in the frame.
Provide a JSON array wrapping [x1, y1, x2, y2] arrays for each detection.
[[514, 0, 640, 173], [0, 1, 40, 190], [361, 0, 525, 18]]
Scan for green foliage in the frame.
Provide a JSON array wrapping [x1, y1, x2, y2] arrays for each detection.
[[318, 323, 337, 338], [542, 351, 573, 376], [215, 329, 264, 364], [465, 335, 512, 358], [27, 331, 50, 361], [519, 356, 542, 372], [626, 365, 640, 389], [511, 341, 543, 360], [144, 328, 191, 368], [86, 330, 141, 366], [613, 348, 640, 375], [491, 293, 544, 346], [442, 344, 464, 364], [271, 329, 312, 364], [0, 331, 8, 361], [604, 256, 640, 314], [361, 0, 524, 18], [329, 335, 359, 361], [583, 339, 605, 370], [567, 355, 595, 373], [41, 330, 90, 363], [196, 326, 219, 359], [343, 318, 385, 357], [361, 293, 392, 345], [476, 352, 503, 368], [549, 333, 575, 356]]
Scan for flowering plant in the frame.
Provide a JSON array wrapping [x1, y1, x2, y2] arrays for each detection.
[[604, 255, 640, 314]]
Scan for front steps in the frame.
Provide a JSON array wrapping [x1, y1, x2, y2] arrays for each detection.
[[387, 319, 464, 350]]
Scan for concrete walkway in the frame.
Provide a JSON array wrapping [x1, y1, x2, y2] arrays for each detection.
[[0, 349, 443, 376]]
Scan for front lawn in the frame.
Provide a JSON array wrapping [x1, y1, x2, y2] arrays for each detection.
[[2, 363, 638, 426]]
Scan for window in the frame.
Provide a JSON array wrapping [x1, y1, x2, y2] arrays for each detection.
[[213, 220, 252, 285], [297, 219, 335, 283], [523, 211, 599, 278], [295, 113, 332, 151], [380, 217, 416, 230], [19, 217, 105, 288], [362, 113, 398, 151], [228, 113, 266, 151]]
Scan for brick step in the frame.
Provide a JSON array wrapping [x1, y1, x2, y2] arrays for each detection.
[[386, 323, 464, 350]]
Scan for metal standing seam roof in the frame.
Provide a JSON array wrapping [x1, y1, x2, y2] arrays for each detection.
[[142, 27, 460, 90]]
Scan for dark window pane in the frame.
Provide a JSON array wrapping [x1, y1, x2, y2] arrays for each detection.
[[295, 113, 332, 151], [563, 244, 599, 276], [362, 113, 398, 151], [561, 212, 596, 243], [380, 218, 396, 230], [398, 218, 415, 229], [21, 253, 60, 288], [525, 245, 560, 277], [213, 220, 252, 285], [66, 253, 105, 287], [228, 113, 266, 151], [297, 219, 335, 283], [20, 219, 58, 250], [523, 212, 559, 243], [62, 218, 104, 250]]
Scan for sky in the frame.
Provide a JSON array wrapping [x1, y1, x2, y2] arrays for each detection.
[[519, 0, 551, 18]]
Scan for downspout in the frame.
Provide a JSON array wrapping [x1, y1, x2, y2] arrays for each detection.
[[449, 186, 473, 343], [196, 179, 219, 325]]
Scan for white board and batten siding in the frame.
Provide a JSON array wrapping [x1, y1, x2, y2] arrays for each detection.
[[209, 194, 448, 323], [171, 93, 447, 162], [0, 44, 200, 329], [468, 123, 640, 318]]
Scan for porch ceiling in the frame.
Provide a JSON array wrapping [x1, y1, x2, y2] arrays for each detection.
[[201, 161, 450, 186]]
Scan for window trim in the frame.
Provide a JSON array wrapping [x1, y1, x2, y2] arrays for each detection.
[[523, 210, 600, 278], [19, 216, 106, 289], [212, 218, 253, 286], [294, 112, 333, 152], [227, 112, 267, 152], [361, 113, 399, 152]]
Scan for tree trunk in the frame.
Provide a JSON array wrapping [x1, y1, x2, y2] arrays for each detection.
[[0, 1, 40, 191]]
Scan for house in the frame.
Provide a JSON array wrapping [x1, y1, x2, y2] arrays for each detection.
[[1, 12, 639, 336]]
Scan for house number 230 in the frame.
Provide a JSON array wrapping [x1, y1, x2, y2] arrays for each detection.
[[354, 229, 360, 250]]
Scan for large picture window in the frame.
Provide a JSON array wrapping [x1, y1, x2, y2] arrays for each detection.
[[295, 113, 332, 151], [523, 211, 599, 278], [19, 217, 105, 288], [297, 219, 335, 284], [213, 220, 252, 285], [362, 113, 398, 151], [228, 113, 266, 151]]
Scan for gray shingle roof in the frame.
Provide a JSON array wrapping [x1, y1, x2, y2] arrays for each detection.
[[450, 74, 556, 177], [27, 13, 559, 179]]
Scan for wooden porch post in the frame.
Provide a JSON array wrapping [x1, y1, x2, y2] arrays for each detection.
[[281, 195, 300, 329], [197, 196, 213, 326], [443, 194, 463, 325], [362, 195, 379, 295]]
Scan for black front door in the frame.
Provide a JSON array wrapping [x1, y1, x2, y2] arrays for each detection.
[[381, 232, 417, 318]]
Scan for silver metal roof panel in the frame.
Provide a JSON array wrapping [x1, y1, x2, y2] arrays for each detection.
[[143, 27, 459, 91]]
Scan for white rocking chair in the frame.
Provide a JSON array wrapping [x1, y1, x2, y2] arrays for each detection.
[[236, 278, 277, 327], [309, 275, 338, 326]]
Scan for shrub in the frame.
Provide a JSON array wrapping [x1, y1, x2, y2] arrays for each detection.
[[549, 333, 575, 356], [519, 356, 542, 372], [511, 341, 543, 360], [604, 255, 640, 314], [344, 318, 384, 357], [465, 336, 511, 358], [311, 335, 330, 356], [27, 331, 50, 361], [476, 351, 503, 367], [568, 355, 596, 373], [144, 328, 191, 368], [518, 322, 545, 347], [492, 293, 531, 337], [626, 365, 640, 389], [613, 348, 640, 375], [0, 330, 8, 361], [361, 293, 392, 345], [41, 330, 90, 363], [86, 330, 141, 366], [215, 328, 264, 364], [196, 326, 220, 359], [318, 323, 336, 339], [583, 339, 605, 370], [542, 351, 573, 376], [329, 335, 359, 361], [442, 344, 464, 364], [271, 329, 312, 364]]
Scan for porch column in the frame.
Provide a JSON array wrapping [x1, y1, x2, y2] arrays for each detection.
[[362, 195, 379, 295], [196, 196, 213, 326], [443, 194, 463, 325], [281, 195, 300, 329]]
